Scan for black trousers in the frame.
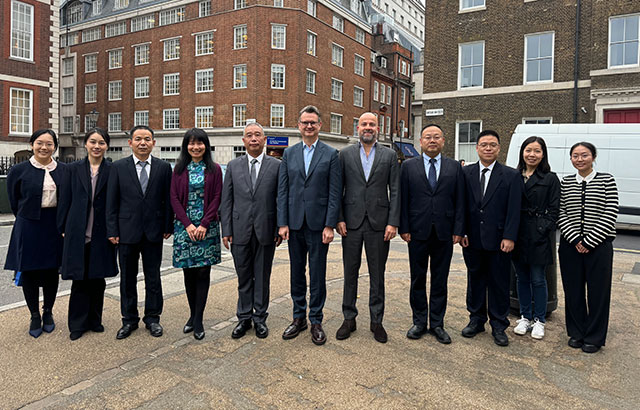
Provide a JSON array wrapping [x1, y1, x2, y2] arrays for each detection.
[[183, 266, 211, 333], [462, 247, 512, 331], [118, 237, 163, 326], [341, 217, 389, 324], [559, 238, 613, 347], [68, 243, 106, 333], [231, 229, 275, 324], [21, 269, 59, 316], [408, 229, 453, 329]]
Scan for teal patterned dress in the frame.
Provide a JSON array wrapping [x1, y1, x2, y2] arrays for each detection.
[[173, 161, 221, 268]]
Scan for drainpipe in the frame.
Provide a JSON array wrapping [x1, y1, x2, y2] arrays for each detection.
[[572, 0, 581, 123]]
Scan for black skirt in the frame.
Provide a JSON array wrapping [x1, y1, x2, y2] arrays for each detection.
[[5, 207, 63, 272]]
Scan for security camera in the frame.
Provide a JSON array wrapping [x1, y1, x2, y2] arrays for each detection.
[[580, 107, 587, 114]]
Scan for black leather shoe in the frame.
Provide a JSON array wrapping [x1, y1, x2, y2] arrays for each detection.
[[406, 324, 427, 340], [255, 322, 269, 339], [146, 322, 163, 337], [232, 320, 252, 339], [42, 309, 55, 333], [116, 323, 138, 339], [371, 323, 387, 343], [461, 321, 485, 338], [311, 323, 327, 345], [282, 318, 308, 340], [430, 327, 452, 344], [29, 314, 42, 338], [568, 338, 583, 349], [581, 343, 600, 353], [91, 324, 104, 333], [336, 319, 356, 340], [70, 331, 84, 341], [492, 329, 509, 346], [183, 323, 194, 334], [194, 331, 205, 340]]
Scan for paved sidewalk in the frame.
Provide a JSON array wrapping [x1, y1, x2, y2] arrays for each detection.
[[1, 241, 639, 409]]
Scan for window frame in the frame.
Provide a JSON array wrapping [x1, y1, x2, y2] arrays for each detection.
[[108, 80, 122, 101], [330, 113, 342, 134], [271, 64, 286, 89], [271, 24, 287, 50], [353, 86, 364, 108], [234, 64, 248, 89], [305, 69, 316, 94], [163, 73, 180, 96], [331, 78, 343, 101], [163, 108, 180, 130], [307, 31, 317, 56], [108, 112, 122, 132], [455, 120, 483, 161], [354, 54, 365, 76], [108, 48, 123, 69], [195, 106, 214, 128], [458, 41, 485, 89], [332, 43, 344, 67], [9, 87, 32, 136], [85, 84, 97, 103], [270, 104, 285, 128], [234, 25, 248, 49], [459, 0, 485, 12], [195, 68, 214, 93], [163, 38, 181, 61], [524, 31, 555, 84], [134, 43, 150, 65], [134, 110, 149, 126], [134, 77, 150, 99], [608, 14, 640, 68], [62, 87, 74, 105], [233, 104, 247, 127], [195, 31, 215, 56]]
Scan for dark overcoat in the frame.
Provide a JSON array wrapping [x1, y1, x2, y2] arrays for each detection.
[[58, 158, 118, 280]]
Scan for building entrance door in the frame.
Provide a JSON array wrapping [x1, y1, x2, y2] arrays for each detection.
[[604, 109, 640, 123]]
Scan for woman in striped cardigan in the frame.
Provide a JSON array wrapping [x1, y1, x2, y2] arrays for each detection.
[[558, 142, 618, 354]]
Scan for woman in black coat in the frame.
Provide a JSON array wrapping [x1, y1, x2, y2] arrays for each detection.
[[512, 136, 560, 340], [5, 129, 66, 338], [58, 128, 117, 340]]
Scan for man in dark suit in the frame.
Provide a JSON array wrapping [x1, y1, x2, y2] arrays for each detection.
[[335, 112, 399, 343], [400, 124, 464, 345], [106, 125, 173, 339], [460, 130, 522, 346], [221, 122, 281, 339], [277, 105, 342, 345]]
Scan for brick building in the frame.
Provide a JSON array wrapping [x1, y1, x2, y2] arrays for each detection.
[[58, 0, 409, 164], [421, 0, 640, 162], [1, 0, 60, 157]]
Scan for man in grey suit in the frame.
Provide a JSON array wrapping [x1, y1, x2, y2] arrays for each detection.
[[277, 105, 342, 345], [221, 122, 281, 339], [336, 112, 400, 343]]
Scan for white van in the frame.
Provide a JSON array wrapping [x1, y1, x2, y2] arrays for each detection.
[[507, 124, 640, 230]]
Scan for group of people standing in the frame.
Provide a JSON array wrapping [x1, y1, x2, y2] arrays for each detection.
[[5, 105, 618, 355]]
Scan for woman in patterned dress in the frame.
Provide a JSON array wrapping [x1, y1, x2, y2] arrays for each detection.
[[170, 128, 223, 340]]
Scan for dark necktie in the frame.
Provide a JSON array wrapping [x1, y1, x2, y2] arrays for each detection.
[[250, 158, 258, 189], [138, 161, 148, 194], [428, 158, 437, 190], [480, 167, 489, 199]]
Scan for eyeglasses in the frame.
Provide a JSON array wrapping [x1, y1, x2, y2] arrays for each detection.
[[422, 135, 443, 141], [571, 154, 591, 160], [478, 143, 499, 149], [299, 121, 319, 127]]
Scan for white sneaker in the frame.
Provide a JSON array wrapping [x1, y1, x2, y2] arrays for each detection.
[[513, 316, 531, 335], [531, 319, 545, 340]]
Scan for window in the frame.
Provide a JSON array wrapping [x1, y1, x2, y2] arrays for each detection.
[[525, 32, 554, 83], [234, 146, 246, 158], [131, 14, 154, 32], [523, 117, 552, 124], [271, 104, 285, 127], [460, 0, 484, 11], [11, 1, 33, 61], [163, 73, 180, 95], [85, 115, 97, 132], [386, 85, 391, 104], [459, 42, 484, 88], [195, 106, 214, 128], [379, 115, 384, 135], [353, 87, 364, 107], [373, 81, 379, 101], [199, 0, 211, 17], [330, 113, 342, 134], [160, 7, 185, 26], [350, 0, 358, 12], [380, 84, 385, 103], [196, 32, 214, 55], [234, 65, 247, 88], [163, 109, 180, 130], [385, 116, 391, 135], [105, 21, 126, 38], [354, 54, 365, 76], [234, 25, 247, 49], [306, 70, 316, 94], [457, 121, 481, 162], [82, 27, 101, 43], [63, 58, 74, 76], [134, 44, 150, 65], [609, 15, 640, 68], [108, 80, 122, 101], [61, 33, 78, 47], [233, 104, 247, 127], [274, 0, 283, 7], [271, 64, 285, 89], [92, 0, 102, 15], [353, 118, 358, 136], [66, 1, 82, 25], [134, 111, 149, 126], [356, 28, 365, 44], [400, 88, 406, 107], [307, 0, 316, 17], [401, 60, 408, 75], [331, 78, 343, 101], [135, 77, 149, 98], [234, 0, 246, 10], [108, 113, 122, 132], [114, 0, 129, 10], [62, 87, 74, 105], [108, 49, 123, 69], [333, 15, 344, 32], [272, 25, 286, 49], [307, 31, 317, 56], [164, 38, 180, 60], [9, 88, 32, 135], [85, 84, 97, 103], [196, 69, 214, 92], [332, 44, 344, 67], [62, 116, 74, 133]]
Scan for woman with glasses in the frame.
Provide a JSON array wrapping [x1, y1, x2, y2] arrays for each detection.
[[558, 142, 618, 353]]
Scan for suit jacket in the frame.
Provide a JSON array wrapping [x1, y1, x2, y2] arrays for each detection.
[[277, 140, 342, 231], [220, 154, 280, 245], [6, 160, 66, 220], [399, 155, 465, 241], [170, 162, 223, 230], [462, 161, 523, 251], [338, 143, 400, 231], [106, 155, 173, 244], [58, 158, 118, 280]]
